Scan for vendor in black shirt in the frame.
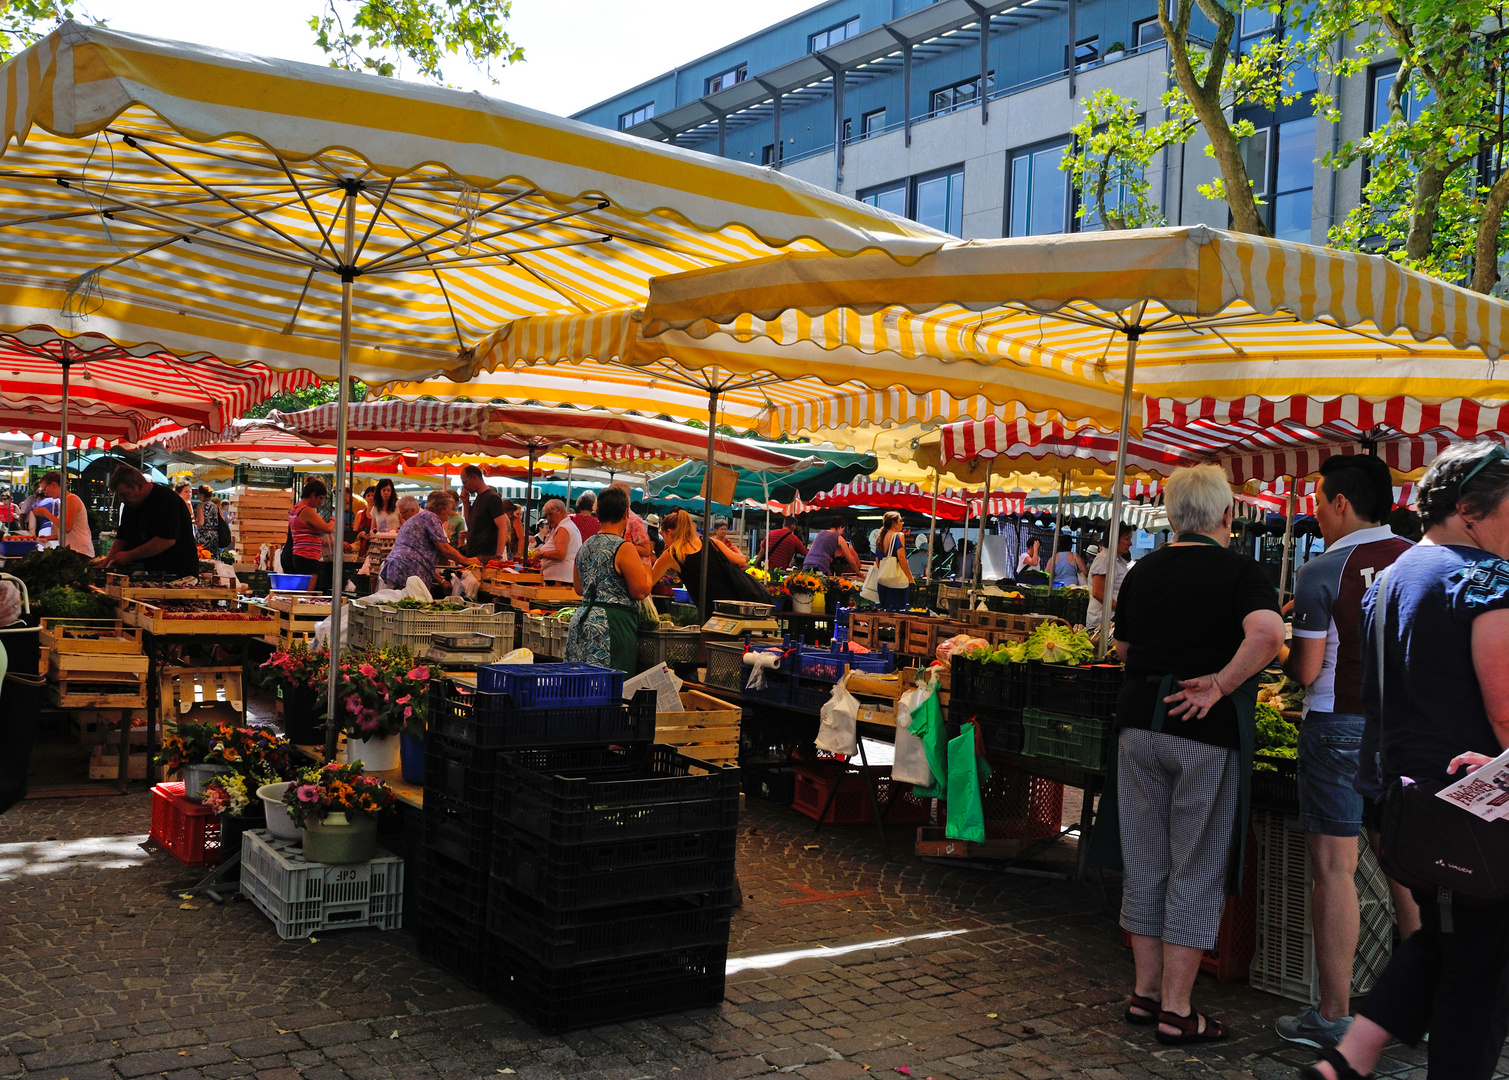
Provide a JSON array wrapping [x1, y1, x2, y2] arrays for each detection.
[[1089, 463, 1283, 1049], [102, 464, 201, 577]]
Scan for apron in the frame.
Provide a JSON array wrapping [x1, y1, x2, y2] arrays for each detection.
[[1086, 533, 1258, 896], [576, 535, 640, 674]]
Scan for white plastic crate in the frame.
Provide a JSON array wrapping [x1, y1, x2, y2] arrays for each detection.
[[239, 830, 405, 940], [1249, 809, 1394, 1003]]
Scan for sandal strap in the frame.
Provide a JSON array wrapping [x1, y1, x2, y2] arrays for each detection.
[[1128, 993, 1160, 1011], [1157, 1009, 1225, 1038], [1317, 1045, 1371, 1080]]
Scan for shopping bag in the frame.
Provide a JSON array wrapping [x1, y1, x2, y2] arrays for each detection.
[[815, 672, 859, 757], [945, 722, 988, 843], [878, 555, 909, 589], [892, 677, 936, 787], [860, 562, 882, 604]]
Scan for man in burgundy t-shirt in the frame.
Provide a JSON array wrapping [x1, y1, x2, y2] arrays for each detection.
[[1277, 455, 1412, 1050]]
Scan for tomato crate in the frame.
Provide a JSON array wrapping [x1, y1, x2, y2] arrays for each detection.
[[1025, 661, 1123, 721], [490, 825, 736, 910], [790, 761, 934, 826], [950, 655, 1028, 711], [494, 745, 741, 845], [238, 830, 404, 940], [432, 679, 655, 750], [475, 662, 622, 707], [1021, 708, 1112, 772], [490, 888, 732, 967], [952, 701, 1025, 756], [486, 934, 727, 1034], [148, 782, 221, 866]]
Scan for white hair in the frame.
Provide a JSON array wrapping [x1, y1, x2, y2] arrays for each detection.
[[543, 498, 566, 515], [1164, 464, 1232, 535], [396, 495, 420, 518]]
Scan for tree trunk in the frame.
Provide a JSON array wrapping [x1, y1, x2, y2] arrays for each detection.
[[1472, 168, 1509, 294], [1404, 163, 1446, 265], [1161, 0, 1270, 236]]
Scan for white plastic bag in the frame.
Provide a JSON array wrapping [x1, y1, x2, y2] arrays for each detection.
[[860, 562, 881, 604], [816, 672, 860, 757], [892, 675, 937, 787]]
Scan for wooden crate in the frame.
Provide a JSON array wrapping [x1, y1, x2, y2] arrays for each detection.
[[848, 611, 875, 648], [508, 584, 580, 603], [70, 708, 148, 745], [121, 598, 279, 636], [903, 616, 947, 657], [102, 575, 233, 602], [654, 689, 741, 766], [43, 619, 149, 708], [159, 667, 244, 728], [48, 672, 147, 709], [39, 619, 143, 654], [88, 746, 167, 781], [865, 613, 908, 651]]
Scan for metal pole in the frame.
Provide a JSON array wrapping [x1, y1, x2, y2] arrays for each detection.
[[1277, 479, 1297, 603], [564, 455, 574, 509], [58, 360, 70, 550], [973, 458, 993, 595], [323, 189, 357, 763], [1047, 471, 1068, 581], [761, 472, 771, 564], [699, 387, 719, 622], [924, 469, 940, 583], [1098, 332, 1139, 658], [523, 446, 536, 542]]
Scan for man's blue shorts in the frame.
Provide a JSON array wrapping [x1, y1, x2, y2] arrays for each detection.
[[1297, 710, 1365, 838]]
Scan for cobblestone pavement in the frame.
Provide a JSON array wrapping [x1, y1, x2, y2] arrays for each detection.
[[3, 791, 1504, 1080]]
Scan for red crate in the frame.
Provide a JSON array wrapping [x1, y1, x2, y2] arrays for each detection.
[[149, 782, 222, 866], [791, 762, 933, 826]]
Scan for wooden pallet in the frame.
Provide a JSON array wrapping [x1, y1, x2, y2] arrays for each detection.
[[70, 708, 149, 745], [120, 598, 279, 636], [160, 666, 244, 724], [654, 690, 741, 766]]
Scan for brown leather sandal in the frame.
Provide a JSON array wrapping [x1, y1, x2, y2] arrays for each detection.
[[1154, 1007, 1229, 1045], [1123, 993, 1161, 1026]]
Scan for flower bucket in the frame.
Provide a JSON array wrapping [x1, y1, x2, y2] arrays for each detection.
[[279, 682, 323, 745], [257, 782, 301, 841], [399, 733, 425, 784], [790, 593, 813, 614], [183, 763, 229, 802], [347, 734, 400, 773], [218, 806, 266, 864], [812, 591, 827, 615], [301, 811, 378, 864]]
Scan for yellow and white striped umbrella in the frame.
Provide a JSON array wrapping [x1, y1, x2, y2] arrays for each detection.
[[387, 305, 1135, 434], [644, 225, 1509, 435], [0, 22, 944, 384]]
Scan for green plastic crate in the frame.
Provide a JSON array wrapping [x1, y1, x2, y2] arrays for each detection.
[[1021, 707, 1111, 771]]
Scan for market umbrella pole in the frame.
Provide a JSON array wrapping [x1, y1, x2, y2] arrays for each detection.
[[323, 190, 357, 763], [924, 470, 940, 583], [523, 446, 537, 542], [1099, 332, 1139, 659], [1047, 471, 1068, 581], [972, 458, 993, 595], [1277, 480, 1297, 603], [58, 358, 70, 550], [699, 387, 719, 623], [564, 455, 574, 509]]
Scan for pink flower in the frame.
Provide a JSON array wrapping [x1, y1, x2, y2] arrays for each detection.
[[406, 666, 430, 681], [296, 784, 319, 802], [402, 706, 413, 720], [358, 663, 378, 679], [359, 716, 379, 734], [344, 694, 363, 715], [396, 694, 411, 706]]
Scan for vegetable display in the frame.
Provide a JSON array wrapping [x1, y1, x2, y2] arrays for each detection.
[[9, 546, 92, 596], [1255, 702, 1299, 769], [34, 585, 116, 620], [957, 623, 1098, 666]]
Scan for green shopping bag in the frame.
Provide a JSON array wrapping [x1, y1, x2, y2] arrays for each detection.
[[907, 682, 948, 801], [945, 721, 990, 843]]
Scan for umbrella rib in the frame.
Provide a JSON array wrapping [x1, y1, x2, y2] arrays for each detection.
[[282, 268, 318, 336], [0, 187, 229, 229], [113, 135, 336, 266], [105, 127, 334, 184], [364, 202, 611, 272], [356, 188, 541, 273], [373, 235, 613, 274], [279, 158, 339, 261], [350, 176, 399, 263], [502, 255, 596, 313]]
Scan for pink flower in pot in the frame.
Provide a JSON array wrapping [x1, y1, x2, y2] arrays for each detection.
[[406, 666, 430, 681]]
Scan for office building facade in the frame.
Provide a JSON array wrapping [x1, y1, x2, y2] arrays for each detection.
[[574, 0, 1388, 246]]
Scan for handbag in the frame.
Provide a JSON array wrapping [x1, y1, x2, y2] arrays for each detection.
[[215, 510, 232, 549], [859, 562, 882, 604], [1372, 568, 1509, 903], [877, 533, 910, 589]]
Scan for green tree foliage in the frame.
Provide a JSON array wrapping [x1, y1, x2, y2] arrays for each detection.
[[309, 0, 523, 82], [1299, 0, 1509, 294], [1060, 0, 1310, 236], [244, 379, 368, 419], [0, 0, 523, 84]]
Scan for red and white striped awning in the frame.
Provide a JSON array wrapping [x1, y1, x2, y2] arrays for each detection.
[[269, 402, 801, 471], [6, 412, 217, 452], [751, 478, 1025, 520], [1147, 396, 1509, 441]]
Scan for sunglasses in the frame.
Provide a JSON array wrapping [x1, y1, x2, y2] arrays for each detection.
[[1459, 444, 1509, 492]]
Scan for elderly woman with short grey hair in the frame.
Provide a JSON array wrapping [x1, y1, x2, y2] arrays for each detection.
[[379, 489, 477, 590], [1088, 463, 1284, 1046]]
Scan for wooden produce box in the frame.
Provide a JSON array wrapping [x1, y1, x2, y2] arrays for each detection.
[[102, 574, 234, 602], [654, 689, 741, 767], [71, 708, 148, 745], [480, 566, 542, 588], [903, 616, 949, 658], [42, 619, 149, 708], [88, 746, 167, 781], [121, 598, 279, 636], [160, 667, 244, 728], [508, 584, 580, 603], [261, 595, 336, 647]]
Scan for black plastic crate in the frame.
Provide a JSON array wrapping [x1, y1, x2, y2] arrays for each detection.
[[423, 734, 501, 809], [743, 764, 796, 805], [417, 912, 490, 988], [952, 701, 1024, 756], [233, 464, 295, 488], [1046, 590, 1091, 626], [486, 935, 727, 1033], [416, 849, 491, 927], [494, 745, 741, 845], [490, 888, 731, 966], [433, 682, 656, 750], [490, 826, 736, 910], [950, 655, 1028, 711], [1251, 753, 1299, 811], [423, 794, 494, 869], [1025, 661, 1123, 721]]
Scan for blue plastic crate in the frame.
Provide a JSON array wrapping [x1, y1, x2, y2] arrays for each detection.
[[795, 641, 893, 682], [475, 663, 623, 707]]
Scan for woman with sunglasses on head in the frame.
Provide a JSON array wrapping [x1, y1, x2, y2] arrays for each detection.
[[1299, 440, 1509, 1080]]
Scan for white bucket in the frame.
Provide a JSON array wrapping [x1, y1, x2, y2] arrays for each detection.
[[346, 734, 400, 773], [257, 782, 301, 841]]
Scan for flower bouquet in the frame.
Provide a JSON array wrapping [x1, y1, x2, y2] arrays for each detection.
[[201, 772, 254, 816], [282, 761, 395, 863], [785, 571, 825, 596], [154, 717, 215, 774], [260, 641, 329, 744], [322, 645, 430, 773]]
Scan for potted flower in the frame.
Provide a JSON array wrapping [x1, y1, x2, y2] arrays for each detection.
[[1103, 39, 1126, 61], [786, 571, 826, 614], [201, 771, 268, 862], [154, 718, 222, 800], [322, 645, 429, 773], [260, 641, 329, 745], [281, 761, 396, 863], [826, 574, 862, 613]]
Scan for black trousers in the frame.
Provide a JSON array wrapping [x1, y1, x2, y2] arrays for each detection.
[[1357, 888, 1509, 1079]]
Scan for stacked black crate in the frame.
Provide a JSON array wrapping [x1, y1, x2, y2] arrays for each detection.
[[415, 667, 657, 987], [485, 742, 741, 1033], [948, 652, 1029, 755]]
